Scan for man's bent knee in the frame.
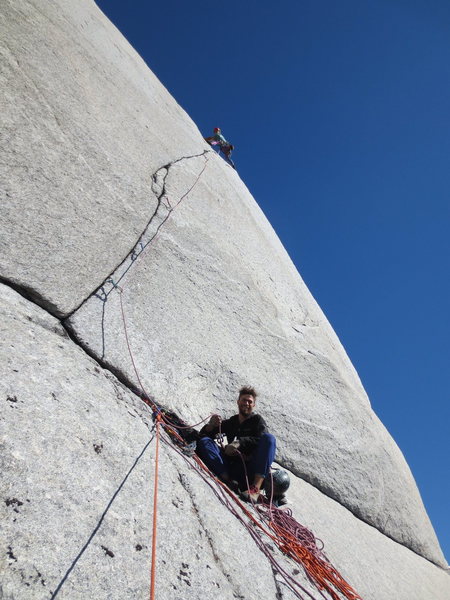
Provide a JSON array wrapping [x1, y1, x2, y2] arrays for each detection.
[[196, 436, 217, 454], [196, 437, 209, 451], [259, 433, 276, 448]]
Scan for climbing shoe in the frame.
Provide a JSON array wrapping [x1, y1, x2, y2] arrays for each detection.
[[219, 476, 240, 493], [240, 486, 262, 503]]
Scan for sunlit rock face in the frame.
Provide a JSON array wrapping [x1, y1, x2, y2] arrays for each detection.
[[1, 1, 448, 599]]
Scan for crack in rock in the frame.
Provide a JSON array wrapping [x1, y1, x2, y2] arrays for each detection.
[[62, 150, 211, 364], [2, 277, 439, 568], [66, 150, 210, 319], [167, 455, 246, 597], [0, 149, 209, 324], [270, 565, 285, 600]]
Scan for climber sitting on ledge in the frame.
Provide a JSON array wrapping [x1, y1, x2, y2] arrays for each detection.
[[196, 386, 276, 503]]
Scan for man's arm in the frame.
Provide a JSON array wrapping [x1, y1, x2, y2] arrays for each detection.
[[198, 414, 222, 438]]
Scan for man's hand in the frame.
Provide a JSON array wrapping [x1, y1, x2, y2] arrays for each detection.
[[209, 414, 221, 428], [224, 441, 240, 457], [205, 414, 221, 431]]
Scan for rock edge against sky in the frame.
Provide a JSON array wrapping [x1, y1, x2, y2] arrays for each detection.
[[1, 1, 448, 599]]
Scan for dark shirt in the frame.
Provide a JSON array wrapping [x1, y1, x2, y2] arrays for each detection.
[[199, 413, 267, 455]]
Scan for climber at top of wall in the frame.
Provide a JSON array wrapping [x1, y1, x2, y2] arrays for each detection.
[[196, 386, 289, 505], [204, 127, 236, 169]]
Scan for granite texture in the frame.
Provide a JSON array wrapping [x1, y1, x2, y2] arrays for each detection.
[[2, 286, 449, 600], [0, 285, 282, 599], [68, 154, 445, 566], [0, 2, 447, 596], [0, 0, 204, 317]]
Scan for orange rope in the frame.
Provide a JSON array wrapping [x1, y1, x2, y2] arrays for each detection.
[[190, 452, 362, 600], [111, 148, 361, 598], [149, 415, 161, 600], [268, 519, 361, 600], [139, 389, 362, 600]]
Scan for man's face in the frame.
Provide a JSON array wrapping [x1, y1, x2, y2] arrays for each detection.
[[237, 394, 256, 417]]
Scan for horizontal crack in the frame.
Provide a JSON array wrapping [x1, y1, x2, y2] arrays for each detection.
[[0, 274, 65, 320]]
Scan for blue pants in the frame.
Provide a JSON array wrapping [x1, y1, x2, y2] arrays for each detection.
[[196, 433, 276, 489], [220, 149, 235, 169], [213, 144, 235, 168]]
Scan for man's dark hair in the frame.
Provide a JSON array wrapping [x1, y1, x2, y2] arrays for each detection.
[[239, 386, 258, 399]]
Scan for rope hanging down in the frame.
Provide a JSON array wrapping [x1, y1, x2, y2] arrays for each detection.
[[149, 414, 161, 600], [111, 156, 361, 600], [95, 154, 210, 302], [120, 293, 361, 600], [115, 157, 211, 599], [94, 154, 210, 360]]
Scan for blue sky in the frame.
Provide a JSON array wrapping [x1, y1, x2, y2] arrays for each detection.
[[95, 0, 449, 561]]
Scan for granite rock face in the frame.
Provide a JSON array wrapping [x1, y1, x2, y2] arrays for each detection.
[[1, 285, 449, 600], [0, 285, 286, 600], [67, 152, 443, 565], [1, 0, 448, 598], [0, 0, 203, 317]]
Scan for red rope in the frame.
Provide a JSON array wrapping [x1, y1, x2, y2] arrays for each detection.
[[162, 413, 212, 429], [149, 415, 161, 600], [119, 291, 150, 399], [121, 323, 362, 600], [258, 505, 362, 600], [115, 158, 209, 599], [113, 154, 362, 600]]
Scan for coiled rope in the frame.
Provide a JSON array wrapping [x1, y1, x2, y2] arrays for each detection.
[[157, 419, 362, 600]]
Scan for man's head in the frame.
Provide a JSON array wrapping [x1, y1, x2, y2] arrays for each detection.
[[214, 127, 221, 133], [237, 386, 257, 418]]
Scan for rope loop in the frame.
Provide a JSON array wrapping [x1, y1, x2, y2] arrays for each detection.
[[94, 287, 108, 303], [130, 241, 144, 262], [106, 277, 123, 293]]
